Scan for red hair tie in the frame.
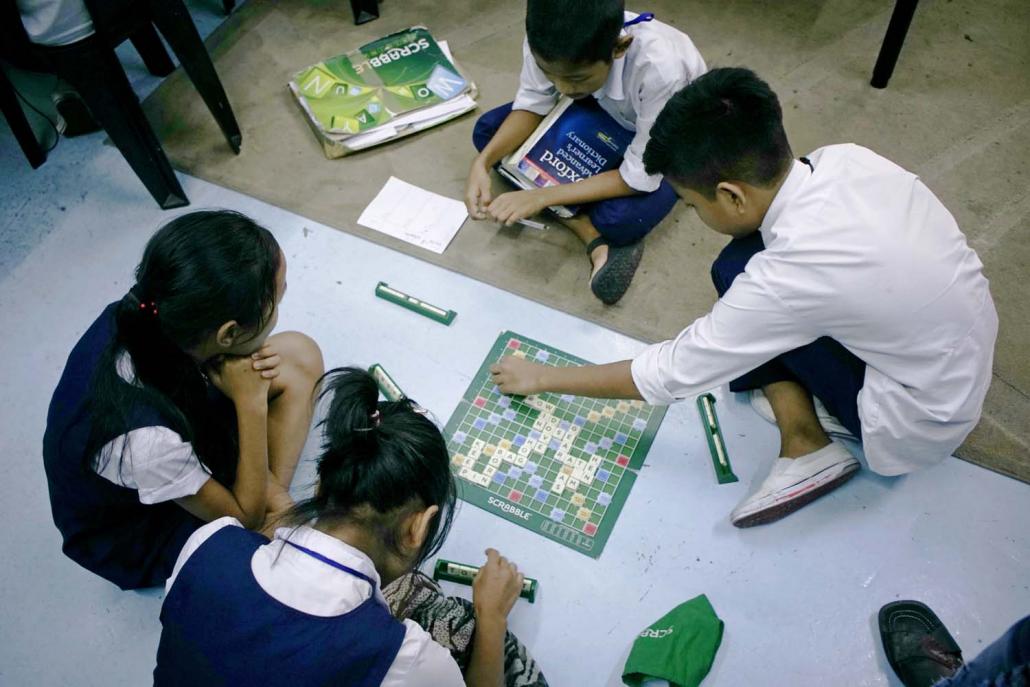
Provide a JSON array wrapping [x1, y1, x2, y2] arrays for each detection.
[[139, 301, 158, 316]]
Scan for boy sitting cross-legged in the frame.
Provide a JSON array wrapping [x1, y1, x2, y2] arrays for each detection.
[[465, 0, 706, 305], [490, 68, 998, 527]]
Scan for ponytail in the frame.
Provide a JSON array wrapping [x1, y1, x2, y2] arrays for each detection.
[[286, 367, 457, 567]]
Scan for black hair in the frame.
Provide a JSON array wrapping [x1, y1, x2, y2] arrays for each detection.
[[285, 367, 457, 569], [526, 0, 625, 65], [86, 210, 281, 482], [643, 68, 793, 198]]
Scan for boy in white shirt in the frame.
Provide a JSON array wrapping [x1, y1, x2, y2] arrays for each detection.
[[490, 68, 998, 527], [465, 0, 706, 305]]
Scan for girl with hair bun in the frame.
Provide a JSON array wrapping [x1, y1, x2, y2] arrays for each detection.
[[155, 367, 548, 687], [43, 210, 323, 590]]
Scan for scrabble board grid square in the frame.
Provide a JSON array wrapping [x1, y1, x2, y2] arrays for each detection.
[[444, 331, 666, 558]]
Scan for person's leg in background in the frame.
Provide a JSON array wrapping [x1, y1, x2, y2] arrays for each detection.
[[936, 615, 1030, 687]]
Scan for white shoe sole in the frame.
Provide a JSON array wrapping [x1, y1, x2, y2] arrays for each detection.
[[731, 458, 860, 528]]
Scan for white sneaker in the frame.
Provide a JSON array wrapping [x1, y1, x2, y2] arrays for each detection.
[[749, 389, 856, 441], [730, 442, 860, 527]]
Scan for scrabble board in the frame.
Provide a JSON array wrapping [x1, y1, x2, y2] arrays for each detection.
[[444, 331, 667, 558]]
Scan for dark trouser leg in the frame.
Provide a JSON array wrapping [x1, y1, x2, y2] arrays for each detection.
[[711, 233, 865, 437], [937, 615, 1030, 686], [472, 102, 515, 153], [586, 178, 678, 246]]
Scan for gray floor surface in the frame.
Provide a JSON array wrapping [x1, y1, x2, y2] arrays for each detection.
[[1, 2, 1028, 686]]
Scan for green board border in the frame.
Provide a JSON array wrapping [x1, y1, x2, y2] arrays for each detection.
[[444, 331, 667, 558]]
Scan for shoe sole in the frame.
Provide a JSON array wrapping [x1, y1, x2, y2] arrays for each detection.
[[590, 243, 644, 305], [732, 463, 859, 528]]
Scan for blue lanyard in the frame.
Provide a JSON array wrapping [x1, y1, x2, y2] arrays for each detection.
[[623, 12, 655, 28], [284, 540, 377, 587]]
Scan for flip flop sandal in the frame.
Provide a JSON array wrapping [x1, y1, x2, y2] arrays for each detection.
[[586, 237, 644, 305], [879, 600, 964, 687]]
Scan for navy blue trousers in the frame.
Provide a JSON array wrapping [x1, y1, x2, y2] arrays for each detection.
[[472, 102, 678, 246], [711, 232, 866, 437], [937, 615, 1030, 686]]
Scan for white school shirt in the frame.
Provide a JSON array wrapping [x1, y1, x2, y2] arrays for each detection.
[[166, 518, 465, 687], [95, 352, 211, 503], [631, 144, 998, 476], [16, 0, 94, 46], [513, 11, 707, 193]]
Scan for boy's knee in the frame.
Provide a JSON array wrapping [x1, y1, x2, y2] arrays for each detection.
[[710, 233, 765, 295], [270, 331, 325, 383], [472, 118, 492, 153]]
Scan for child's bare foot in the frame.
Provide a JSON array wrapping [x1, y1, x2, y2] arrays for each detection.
[[588, 242, 610, 278]]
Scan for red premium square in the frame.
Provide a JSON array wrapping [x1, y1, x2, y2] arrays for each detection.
[[508, 489, 523, 503], [616, 455, 630, 467], [583, 522, 598, 536], [473, 396, 487, 408]]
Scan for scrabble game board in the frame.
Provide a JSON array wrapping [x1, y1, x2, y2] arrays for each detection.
[[444, 331, 667, 558]]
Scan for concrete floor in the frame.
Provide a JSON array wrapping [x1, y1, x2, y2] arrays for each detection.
[[1, 1, 1028, 686]]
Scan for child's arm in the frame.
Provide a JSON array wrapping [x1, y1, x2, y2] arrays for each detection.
[[465, 548, 524, 687], [490, 356, 643, 400], [174, 357, 270, 529], [466, 110, 544, 218], [486, 169, 638, 226]]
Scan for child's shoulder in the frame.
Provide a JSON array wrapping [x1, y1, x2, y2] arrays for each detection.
[[624, 15, 705, 82]]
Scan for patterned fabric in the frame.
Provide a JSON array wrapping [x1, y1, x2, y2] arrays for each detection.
[[384, 571, 549, 687]]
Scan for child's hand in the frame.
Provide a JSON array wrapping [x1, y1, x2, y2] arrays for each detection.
[[486, 190, 548, 227], [490, 356, 547, 396], [472, 548, 523, 624], [465, 160, 494, 220], [206, 355, 271, 409], [250, 343, 281, 380]]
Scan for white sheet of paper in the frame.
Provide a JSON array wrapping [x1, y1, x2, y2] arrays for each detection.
[[357, 177, 468, 254]]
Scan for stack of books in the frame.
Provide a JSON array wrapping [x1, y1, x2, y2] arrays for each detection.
[[289, 26, 478, 158]]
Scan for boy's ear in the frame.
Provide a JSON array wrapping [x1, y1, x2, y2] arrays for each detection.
[[715, 181, 748, 213], [215, 321, 242, 348], [612, 35, 634, 60], [404, 505, 440, 553]]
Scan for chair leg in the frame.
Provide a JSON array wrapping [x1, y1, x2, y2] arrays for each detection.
[[350, 0, 380, 25], [871, 0, 920, 89], [0, 66, 47, 168], [53, 42, 188, 209], [148, 0, 241, 153], [129, 23, 176, 77]]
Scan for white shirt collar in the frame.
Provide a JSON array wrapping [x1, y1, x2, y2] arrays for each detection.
[[249, 524, 386, 617], [759, 159, 811, 237]]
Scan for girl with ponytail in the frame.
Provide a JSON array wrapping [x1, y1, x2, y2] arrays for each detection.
[[42, 210, 323, 590], [155, 367, 549, 687]]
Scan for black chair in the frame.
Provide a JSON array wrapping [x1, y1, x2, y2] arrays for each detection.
[[0, 0, 241, 209]]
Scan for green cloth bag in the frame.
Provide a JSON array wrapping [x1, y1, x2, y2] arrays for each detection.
[[622, 594, 724, 687]]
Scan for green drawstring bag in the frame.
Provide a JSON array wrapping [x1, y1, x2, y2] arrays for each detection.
[[622, 594, 724, 687]]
